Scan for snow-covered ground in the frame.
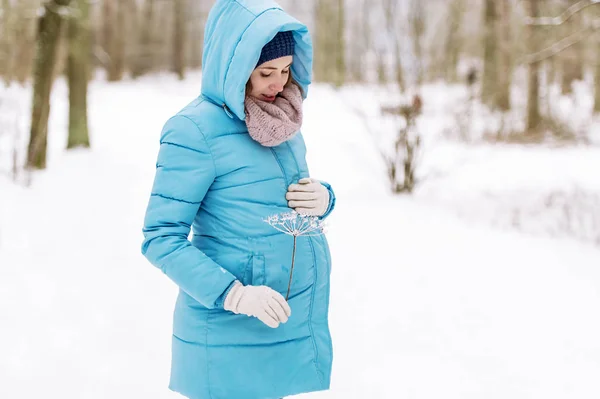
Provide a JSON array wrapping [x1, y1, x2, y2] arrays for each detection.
[[1, 72, 600, 399]]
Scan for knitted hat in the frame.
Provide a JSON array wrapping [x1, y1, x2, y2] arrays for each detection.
[[256, 31, 295, 67]]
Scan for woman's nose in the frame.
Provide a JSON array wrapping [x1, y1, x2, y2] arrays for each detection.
[[270, 81, 284, 92]]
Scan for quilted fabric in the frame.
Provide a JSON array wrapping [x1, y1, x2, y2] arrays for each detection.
[[141, 1, 336, 398]]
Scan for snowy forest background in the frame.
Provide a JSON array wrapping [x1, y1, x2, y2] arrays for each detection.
[[1, 0, 600, 245], [1, 1, 600, 398]]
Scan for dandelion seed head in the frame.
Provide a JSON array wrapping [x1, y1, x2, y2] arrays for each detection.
[[281, 211, 297, 221], [264, 215, 279, 225], [264, 211, 326, 237]]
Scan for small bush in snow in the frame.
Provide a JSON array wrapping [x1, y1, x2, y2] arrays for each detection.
[[380, 94, 422, 194]]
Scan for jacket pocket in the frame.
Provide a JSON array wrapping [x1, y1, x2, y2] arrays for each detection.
[[241, 256, 252, 285], [250, 254, 266, 286]]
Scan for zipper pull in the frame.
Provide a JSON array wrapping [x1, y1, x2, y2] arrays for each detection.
[[223, 104, 234, 119]]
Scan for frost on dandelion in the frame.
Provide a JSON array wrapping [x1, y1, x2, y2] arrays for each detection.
[[263, 210, 326, 237]]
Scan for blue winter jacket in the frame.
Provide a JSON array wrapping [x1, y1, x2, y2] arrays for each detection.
[[141, 1, 336, 398]]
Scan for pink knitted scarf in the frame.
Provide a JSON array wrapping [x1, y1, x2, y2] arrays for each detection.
[[244, 84, 303, 147]]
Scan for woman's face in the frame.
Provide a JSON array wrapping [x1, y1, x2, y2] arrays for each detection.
[[248, 55, 293, 102]]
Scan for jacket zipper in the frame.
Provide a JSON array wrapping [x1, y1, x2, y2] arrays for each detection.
[[270, 148, 288, 185], [271, 142, 323, 317], [223, 104, 234, 119], [285, 141, 301, 176]]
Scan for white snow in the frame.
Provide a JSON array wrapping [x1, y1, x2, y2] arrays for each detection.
[[1, 72, 600, 399]]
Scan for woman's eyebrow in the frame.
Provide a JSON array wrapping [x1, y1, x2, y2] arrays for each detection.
[[260, 62, 293, 70]]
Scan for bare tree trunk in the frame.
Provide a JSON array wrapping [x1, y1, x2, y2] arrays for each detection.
[[67, 0, 90, 149], [314, 0, 344, 85], [547, 55, 558, 86], [188, 0, 204, 69], [103, 0, 125, 81], [347, 15, 362, 82], [27, 0, 72, 170], [526, 0, 541, 133], [444, 0, 464, 83], [347, 0, 368, 82], [156, 0, 171, 71], [172, 0, 186, 80], [383, 0, 404, 89], [125, 0, 138, 76], [101, 0, 112, 65], [314, 0, 329, 82], [393, 41, 404, 90], [112, 1, 126, 80], [14, 0, 38, 84], [595, 45, 600, 111], [481, 0, 498, 107], [101, 0, 113, 76], [0, 0, 13, 84], [53, 13, 70, 80], [561, 1, 584, 94], [409, 0, 425, 86], [594, 4, 600, 112], [376, 51, 387, 85], [131, 0, 155, 78], [543, 0, 561, 87], [334, 0, 345, 87], [497, 0, 512, 111], [359, 0, 369, 83]]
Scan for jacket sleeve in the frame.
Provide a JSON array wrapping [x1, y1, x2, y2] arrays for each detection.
[[141, 115, 237, 309]]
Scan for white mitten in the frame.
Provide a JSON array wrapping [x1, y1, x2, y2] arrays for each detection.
[[286, 178, 329, 216], [223, 281, 291, 328]]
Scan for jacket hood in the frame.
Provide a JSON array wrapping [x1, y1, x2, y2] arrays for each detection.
[[201, 0, 313, 120]]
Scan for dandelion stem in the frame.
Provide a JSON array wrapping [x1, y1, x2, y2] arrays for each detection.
[[286, 235, 297, 301]]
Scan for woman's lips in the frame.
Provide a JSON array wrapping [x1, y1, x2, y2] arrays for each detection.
[[262, 94, 276, 102]]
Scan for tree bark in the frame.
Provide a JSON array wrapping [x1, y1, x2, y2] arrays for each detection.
[[444, 0, 464, 83], [334, 0, 345, 87], [595, 44, 600, 111], [409, 0, 425, 86], [347, 0, 368, 83], [156, 0, 171, 71], [382, 0, 404, 89], [27, 0, 72, 170], [376, 51, 387, 85], [172, 0, 186, 80], [481, 0, 498, 107], [131, 0, 155, 78], [13, 0, 37, 84], [188, 0, 204, 69], [0, 0, 12, 84], [112, 0, 126, 80], [101, 0, 112, 68], [314, 0, 331, 83], [497, 0, 512, 111], [103, 0, 125, 81], [314, 0, 344, 85], [67, 0, 90, 149], [526, 0, 541, 132], [124, 0, 139, 76], [594, 5, 600, 112], [560, 1, 584, 94]]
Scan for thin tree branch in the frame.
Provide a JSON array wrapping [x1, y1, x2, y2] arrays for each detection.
[[524, 20, 600, 64], [524, 0, 600, 26]]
